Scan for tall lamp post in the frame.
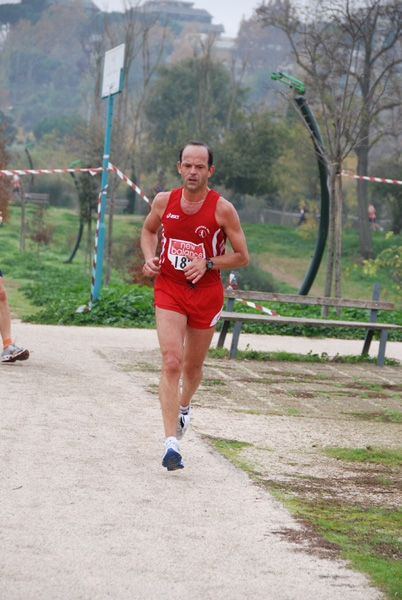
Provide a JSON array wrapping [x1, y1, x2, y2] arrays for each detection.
[[271, 71, 330, 295]]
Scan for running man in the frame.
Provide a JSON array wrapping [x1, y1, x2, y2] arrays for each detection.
[[141, 141, 248, 471]]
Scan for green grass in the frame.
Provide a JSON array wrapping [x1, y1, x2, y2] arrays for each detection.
[[208, 437, 256, 472], [208, 434, 402, 599], [202, 378, 227, 386], [348, 410, 402, 423], [207, 347, 400, 366], [242, 223, 402, 303], [273, 496, 402, 599], [323, 447, 402, 466], [4, 205, 402, 339]]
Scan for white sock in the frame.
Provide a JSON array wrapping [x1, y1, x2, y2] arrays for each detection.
[[165, 436, 178, 446], [179, 404, 190, 415]]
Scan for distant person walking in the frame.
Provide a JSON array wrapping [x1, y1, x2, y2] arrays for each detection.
[[297, 200, 308, 226], [368, 203, 383, 231], [12, 174, 21, 198]]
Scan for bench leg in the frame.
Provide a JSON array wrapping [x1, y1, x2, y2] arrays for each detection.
[[217, 297, 235, 348], [217, 320, 230, 348], [362, 330, 374, 355], [363, 283, 380, 356], [229, 321, 242, 359], [377, 329, 388, 367]]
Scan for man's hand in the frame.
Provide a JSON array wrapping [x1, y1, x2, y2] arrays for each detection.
[[142, 257, 160, 278], [183, 256, 208, 284]]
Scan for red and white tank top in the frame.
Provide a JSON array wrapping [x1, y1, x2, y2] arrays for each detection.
[[159, 187, 226, 287]]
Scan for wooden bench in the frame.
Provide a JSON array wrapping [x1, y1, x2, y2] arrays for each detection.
[[105, 198, 129, 213], [23, 193, 49, 206], [217, 284, 402, 366]]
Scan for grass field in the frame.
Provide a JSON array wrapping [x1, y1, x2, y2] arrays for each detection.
[[2, 203, 402, 329]]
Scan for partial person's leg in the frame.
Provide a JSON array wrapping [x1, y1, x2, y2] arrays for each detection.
[[181, 325, 215, 408], [0, 276, 12, 343], [0, 275, 29, 363], [175, 326, 215, 441], [155, 307, 188, 438]]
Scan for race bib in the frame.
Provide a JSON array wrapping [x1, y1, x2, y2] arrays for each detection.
[[168, 238, 205, 270]]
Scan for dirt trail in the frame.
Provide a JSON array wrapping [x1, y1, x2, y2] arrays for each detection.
[[0, 322, 386, 600]]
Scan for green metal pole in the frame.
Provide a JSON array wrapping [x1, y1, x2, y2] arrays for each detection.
[[271, 71, 330, 295], [64, 160, 84, 264], [294, 97, 329, 295]]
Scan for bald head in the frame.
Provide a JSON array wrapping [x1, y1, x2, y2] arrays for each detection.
[[179, 141, 213, 169]]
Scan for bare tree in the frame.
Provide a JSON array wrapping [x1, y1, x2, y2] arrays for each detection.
[[258, 0, 402, 305], [81, 2, 170, 285]]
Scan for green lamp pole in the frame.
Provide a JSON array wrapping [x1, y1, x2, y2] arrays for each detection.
[[271, 71, 330, 295]]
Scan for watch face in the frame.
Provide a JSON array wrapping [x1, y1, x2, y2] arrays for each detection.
[[206, 259, 213, 270]]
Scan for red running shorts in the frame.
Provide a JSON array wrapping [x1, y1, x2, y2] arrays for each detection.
[[154, 274, 224, 329]]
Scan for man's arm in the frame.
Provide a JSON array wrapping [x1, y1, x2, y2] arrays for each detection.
[[183, 197, 248, 284], [141, 192, 169, 278]]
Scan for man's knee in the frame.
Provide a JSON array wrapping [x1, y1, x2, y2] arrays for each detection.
[[162, 353, 182, 378], [183, 363, 202, 383]]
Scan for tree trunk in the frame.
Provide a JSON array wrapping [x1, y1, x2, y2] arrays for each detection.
[[321, 165, 337, 316], [87, 219, 92, 277], [335, 162, 343, 314], [19, 183, 26, 253], [355, 137, 374, 259]]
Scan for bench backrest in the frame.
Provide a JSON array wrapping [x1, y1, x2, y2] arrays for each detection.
[[223, 289, 394, 311], [24, 193, 49, 199], [105, 198, 129, 212]]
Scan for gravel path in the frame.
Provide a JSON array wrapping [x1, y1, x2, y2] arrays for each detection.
[[0, 322, 385, 600]]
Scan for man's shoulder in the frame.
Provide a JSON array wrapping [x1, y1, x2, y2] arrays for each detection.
[[215, 194, 239, 225], [216, 194, 234, 213], [153, 190, 171, 208], [154, 188, 182, 202]]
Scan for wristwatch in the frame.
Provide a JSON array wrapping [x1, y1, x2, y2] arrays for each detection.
[[205, 258, 214, 271]]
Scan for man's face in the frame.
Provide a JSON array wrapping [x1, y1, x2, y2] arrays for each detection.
[[177, 145, 214, 192]]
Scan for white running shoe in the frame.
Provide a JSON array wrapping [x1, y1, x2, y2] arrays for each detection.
[[162, 438, 184, 471], [1, 342, 29, 363], [176, 413, 190, 440]]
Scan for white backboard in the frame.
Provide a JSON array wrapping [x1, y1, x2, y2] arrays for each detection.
[[101, 44, 125, 98]]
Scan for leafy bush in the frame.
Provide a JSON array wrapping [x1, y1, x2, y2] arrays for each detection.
[[363, 238, 402, 302], [21, 265, 156, 328]]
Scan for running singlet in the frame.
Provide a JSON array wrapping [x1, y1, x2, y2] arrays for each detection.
[[159, 187, 226, 287]]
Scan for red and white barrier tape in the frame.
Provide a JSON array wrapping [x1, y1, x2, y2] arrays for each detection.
[[236, 298, 278, 316], [4, 166, 402, 197], [0, 164, 152, 206], [109, 163, 152, 206], [90, 186, 106, 301], [1, 167, 102, 176], [341, 172, 402, 186]]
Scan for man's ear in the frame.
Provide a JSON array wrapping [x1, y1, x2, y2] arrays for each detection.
[[208, 165, 215, 178], [177, 161, 181, 174]]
